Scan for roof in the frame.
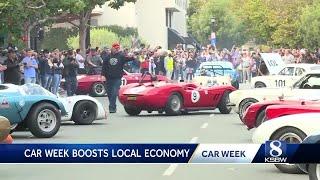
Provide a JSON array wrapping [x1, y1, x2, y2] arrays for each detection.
[[285, 63, 320, 69], [199, 61, 234, 69]]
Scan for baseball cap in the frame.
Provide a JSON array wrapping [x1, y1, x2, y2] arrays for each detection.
[[112, 42, 120, 49]]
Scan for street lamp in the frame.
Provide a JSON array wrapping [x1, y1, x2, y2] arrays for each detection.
[[210, 17, 217, 48]]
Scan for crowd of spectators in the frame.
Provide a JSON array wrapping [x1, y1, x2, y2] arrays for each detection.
[[1, 43, 320, 95]]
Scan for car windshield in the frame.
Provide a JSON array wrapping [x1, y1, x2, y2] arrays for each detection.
[[21, 84, 55, 96], [198, 65, 231, 77]]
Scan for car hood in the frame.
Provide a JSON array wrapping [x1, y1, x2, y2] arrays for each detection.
[[122, 82, 177, 95]]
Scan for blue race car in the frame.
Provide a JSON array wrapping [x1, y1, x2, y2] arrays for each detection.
[[0, 83, 67, 138], [193, 61, 239, 89]]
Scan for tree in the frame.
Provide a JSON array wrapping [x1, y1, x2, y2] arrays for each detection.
[[188, 0, 249, 48], [299, 1, 320, 49]]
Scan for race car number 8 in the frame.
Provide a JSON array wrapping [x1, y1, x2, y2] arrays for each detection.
[[191, 90, 200, 103]]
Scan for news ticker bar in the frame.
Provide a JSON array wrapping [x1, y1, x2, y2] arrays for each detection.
[[0, 142, 318, 163]]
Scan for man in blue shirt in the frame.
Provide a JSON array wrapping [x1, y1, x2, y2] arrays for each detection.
[[22, 48, 38, 84]]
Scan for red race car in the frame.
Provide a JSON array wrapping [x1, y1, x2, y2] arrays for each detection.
[[265, 103, 320, 120], [119, 73, 236, 116], [243, 99, 319, 130], [62, 70, 168, 97]]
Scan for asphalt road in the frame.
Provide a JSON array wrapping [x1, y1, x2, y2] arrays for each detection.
[[0, 83, 308, 180]]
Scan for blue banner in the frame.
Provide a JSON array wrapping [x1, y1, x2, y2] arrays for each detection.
[[0, 144, 197, 163], [1, 143, 320, 163]]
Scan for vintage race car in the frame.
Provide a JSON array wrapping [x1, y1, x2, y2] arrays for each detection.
[[243, 99, 320, 129], [0, 84, 106, 138], [252, 113, 320, 174], [119, 73, 236, 116], [265, 104, 320, 120], [251, 63, 320, 88], [193, 61, 239, 89], [0, 116, 12, 144], [62, 70, 168, 97], [230, 71, 320, 119]]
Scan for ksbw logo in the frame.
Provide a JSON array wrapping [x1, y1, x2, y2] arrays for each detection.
[[264, 140, 287, 163]]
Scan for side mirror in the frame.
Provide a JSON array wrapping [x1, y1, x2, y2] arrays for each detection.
[[0, 116, 10, 142]]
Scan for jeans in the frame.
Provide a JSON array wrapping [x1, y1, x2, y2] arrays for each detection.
[[51, 74, 62, 95], [41, 74, 53, 90], [106, 78, 122, 111], [65, 76, 78, 96], [24, 77, 36, 84]]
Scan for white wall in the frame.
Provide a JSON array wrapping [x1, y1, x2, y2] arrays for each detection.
[[93, 2, 137, 27], [135, 0, 168, 49], [171, 10, 187, 37]]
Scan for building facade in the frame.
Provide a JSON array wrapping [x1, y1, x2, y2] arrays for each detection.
[[91, 0, 190, 49]]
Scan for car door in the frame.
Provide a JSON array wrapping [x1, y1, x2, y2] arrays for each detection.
[[0, 95, 21, 125], [183, 85, 212, 108], [292, 74, 320, 98]]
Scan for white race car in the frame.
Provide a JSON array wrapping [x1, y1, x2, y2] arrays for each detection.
[[230, 70, 320, 119], [59, 95, 106, 125], [251, 63, 320, 88], [252, 113, 320, 174]]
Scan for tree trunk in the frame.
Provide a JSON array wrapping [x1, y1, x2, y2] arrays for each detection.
[[79, 22, 87, 55], [78, 10, 92, 56]]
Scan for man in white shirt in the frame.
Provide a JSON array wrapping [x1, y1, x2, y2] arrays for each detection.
[[75, 49, 86, 74]]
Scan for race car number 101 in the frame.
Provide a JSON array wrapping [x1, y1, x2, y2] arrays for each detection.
[[275, 80, 285, 87]]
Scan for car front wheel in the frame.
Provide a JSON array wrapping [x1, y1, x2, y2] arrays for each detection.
[[218, 91, 232, 114], [165, 93, 182, 116], [309, 164, 320, 180], [72, 101, 97, 125], [91, 82, 106, 97], [27, 103, 61, 138], [271, 127, 307, 174], [124, 106, 142, 116], [239, 98, 258, 122]]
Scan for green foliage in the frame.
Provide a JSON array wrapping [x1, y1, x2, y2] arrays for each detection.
[[187, 0, 317, 48], [67, 28, 132, 49], [39, 28, 78, 50], [299, 1, 320, 50], [98, 25, 138, 37]]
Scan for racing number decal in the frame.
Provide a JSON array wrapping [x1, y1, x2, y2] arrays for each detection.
[[191, 90, 200, 103], [267, 59, 278, 67], [121, 77, 127, 86], [275, 80, 286, 87]]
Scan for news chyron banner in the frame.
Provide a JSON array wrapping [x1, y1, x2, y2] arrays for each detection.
[[0, 142, 319, 163]]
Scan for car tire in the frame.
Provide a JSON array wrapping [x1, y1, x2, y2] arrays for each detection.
[[255, 109, 267, 127], [218, 91, 232, 114], [27, 103, 61, 138], [72, 101, 97, 125], [271, 127, 307, 174], [165, 93, 182, 116], [308, 164, 320, 180], [232, 81, 240, 89], [239, 98, 258, 122], [124, 106, 142, 116], [91, 82, 106, 97], [255, 82, 266, 88]]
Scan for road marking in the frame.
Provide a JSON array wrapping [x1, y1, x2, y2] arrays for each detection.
[[201, 123, 208, 129], [209, 114, 215, 117], [190, 137, 198, 143], [162, 137, 198, 176], [163, 164, 178, 176]]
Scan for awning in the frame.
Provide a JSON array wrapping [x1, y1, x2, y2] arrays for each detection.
[[168, 28, 185, 49], [167, 28, 201, 50]]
